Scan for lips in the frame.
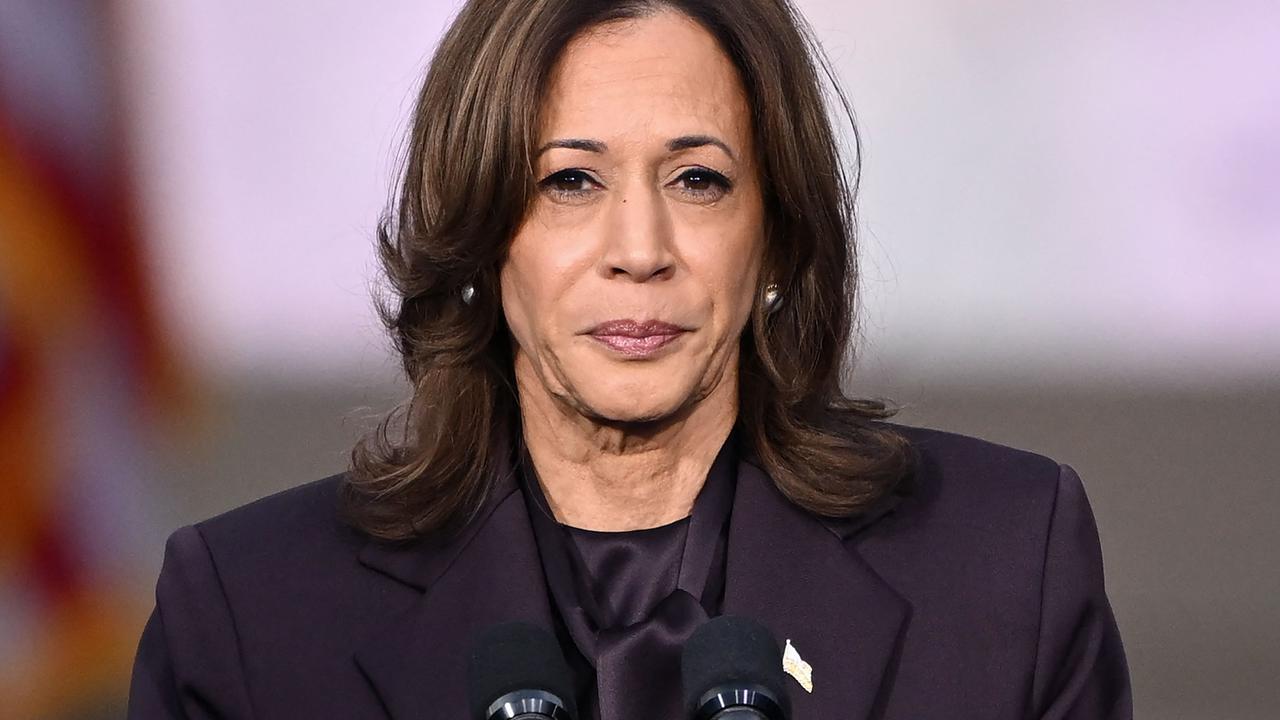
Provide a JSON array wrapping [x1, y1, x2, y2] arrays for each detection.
[[586, 319, 689, 358]]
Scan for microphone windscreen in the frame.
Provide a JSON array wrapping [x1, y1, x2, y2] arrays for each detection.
[[467, 621, 577, 720], [681, 615, 789, 715]]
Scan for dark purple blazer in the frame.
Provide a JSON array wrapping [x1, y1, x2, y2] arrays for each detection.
[[127, 425, 1132, 719]]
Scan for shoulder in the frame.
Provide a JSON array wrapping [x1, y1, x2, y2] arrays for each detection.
[[189, 474, 363, 563], [192, 471, 358, 553], [866, 424, 1131, 716], [888, 422, 1062, 488], [853, 422, 1083, 597], [876, 422, 1067, 537], [857, 422, 1103, 614], [137, 473, 374, 717], [155, 473, 370, 613]]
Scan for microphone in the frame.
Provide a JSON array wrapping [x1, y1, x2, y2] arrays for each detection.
[[467, 621, 577, 720], [681, 616, 791, 720]]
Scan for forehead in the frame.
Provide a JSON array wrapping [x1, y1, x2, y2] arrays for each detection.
[[540, 11, 752, 149]]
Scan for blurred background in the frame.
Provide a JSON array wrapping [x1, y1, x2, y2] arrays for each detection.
[[0, 0, 1276, 717]]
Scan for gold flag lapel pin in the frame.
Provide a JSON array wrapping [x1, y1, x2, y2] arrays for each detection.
[[782, 638, 814, 693]]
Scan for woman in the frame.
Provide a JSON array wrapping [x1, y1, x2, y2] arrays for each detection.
[[128, 1, 1131, 718]]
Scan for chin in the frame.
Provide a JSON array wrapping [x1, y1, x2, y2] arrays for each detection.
[[572, 374, 699, 426]]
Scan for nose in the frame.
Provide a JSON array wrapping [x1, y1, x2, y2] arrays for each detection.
[[597, 180, 676, 282]]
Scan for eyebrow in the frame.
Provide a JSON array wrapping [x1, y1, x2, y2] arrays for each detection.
[[667, 134, 736, 160], [537, 138, 608, 155], [536, 134, 736, 161]]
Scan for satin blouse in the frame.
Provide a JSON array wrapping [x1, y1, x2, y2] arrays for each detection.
[[516, 430, 739, 720]]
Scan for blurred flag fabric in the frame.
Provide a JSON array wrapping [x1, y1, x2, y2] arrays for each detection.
[[1, 1, 188, 717]]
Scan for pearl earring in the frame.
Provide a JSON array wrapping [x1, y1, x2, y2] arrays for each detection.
[[762, 283, 781, 314], [460, 283, 476, 305]]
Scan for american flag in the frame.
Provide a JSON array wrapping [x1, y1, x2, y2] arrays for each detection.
[[1, 1, 187, 716]]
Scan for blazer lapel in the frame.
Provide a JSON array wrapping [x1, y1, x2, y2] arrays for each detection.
[[352, 475, 556, 720], [723, 459, 912, 720]]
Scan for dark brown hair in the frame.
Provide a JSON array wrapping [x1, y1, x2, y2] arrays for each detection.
[[342, 0, 914, 541]]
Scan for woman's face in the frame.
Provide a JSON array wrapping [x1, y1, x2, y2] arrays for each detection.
[[500, 10, 766, 426]]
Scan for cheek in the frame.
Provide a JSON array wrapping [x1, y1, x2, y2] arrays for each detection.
[[499, 237, 581, 349], [499, 268, 544, 357], [686, 224, 765, 322], [499, 241, 540, 347], [498, 269, 527, 345]]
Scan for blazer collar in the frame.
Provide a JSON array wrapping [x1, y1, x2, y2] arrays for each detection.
[[353, 452, 911, 720], [724, 458, 911, 719], [353, 473, 557, 720]]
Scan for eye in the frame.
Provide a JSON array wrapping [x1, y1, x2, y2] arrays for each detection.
[[674, 167, 733, 201], [538, 169, 598, 200]]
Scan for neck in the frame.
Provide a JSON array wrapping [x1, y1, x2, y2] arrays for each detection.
[[515, 363, 737, 532]]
